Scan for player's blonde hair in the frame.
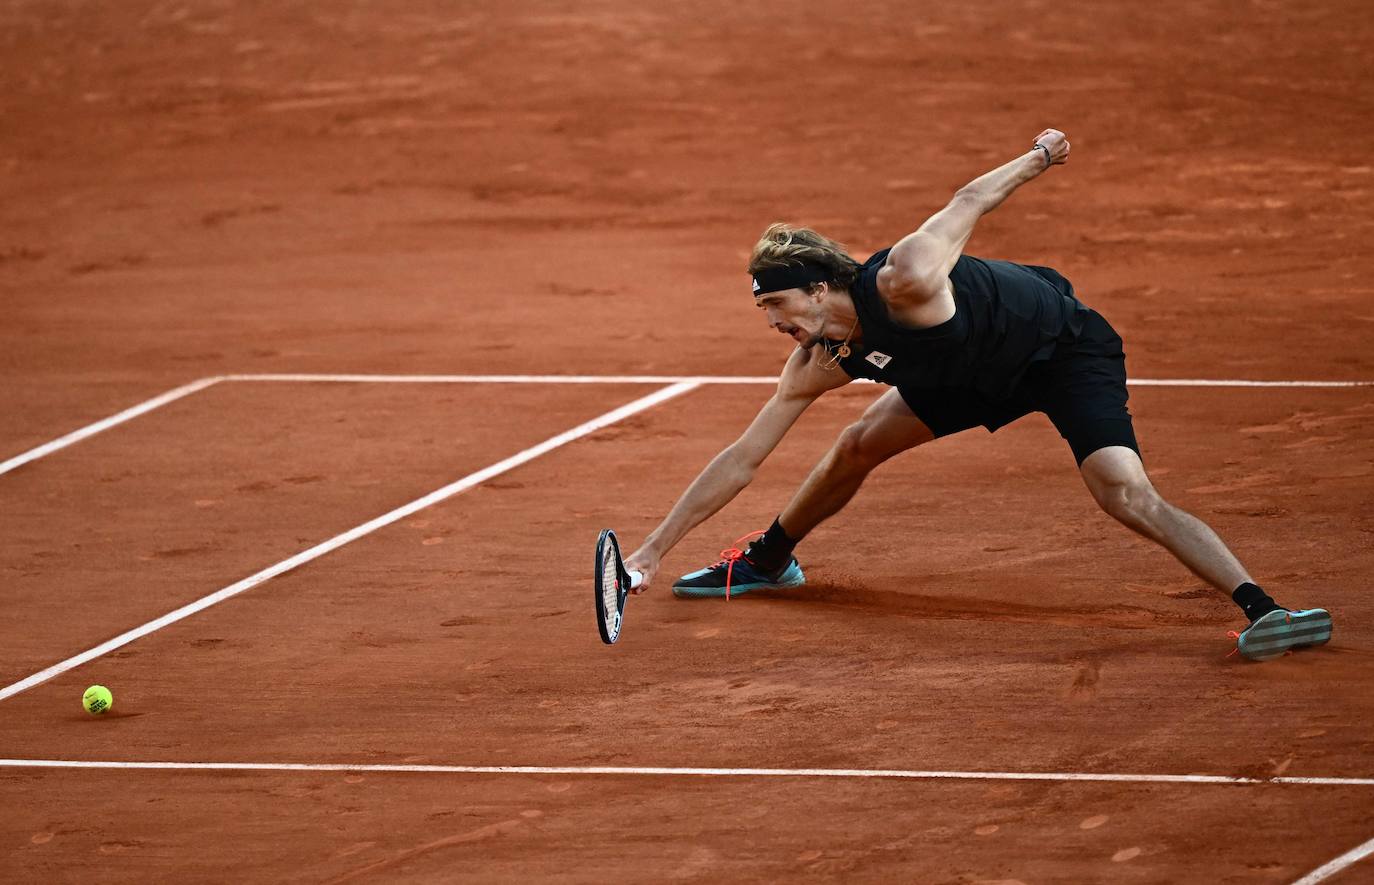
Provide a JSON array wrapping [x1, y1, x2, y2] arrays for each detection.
[[748, 223, 861, 292]]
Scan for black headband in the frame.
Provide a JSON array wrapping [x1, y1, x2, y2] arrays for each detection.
[[752, 263, 833, 297]]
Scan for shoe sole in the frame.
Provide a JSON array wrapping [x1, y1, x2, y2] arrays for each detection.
[[1237, 609, 1333, 662], [672, 570, 806, 599]]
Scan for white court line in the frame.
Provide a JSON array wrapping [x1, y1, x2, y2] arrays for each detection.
[[224, 373, 782, 385], [226, 372, 1374, 388], [1126, 379, 1373, 388], [1, 759, 1372, 787], [0, 376, 223, 477], [0, 381, 700, 703], [5, 373, 1369, 476], [1292, 834, 1374, 884]]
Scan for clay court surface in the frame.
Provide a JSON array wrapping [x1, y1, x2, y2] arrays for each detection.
[[3, 1, 1373, 882]]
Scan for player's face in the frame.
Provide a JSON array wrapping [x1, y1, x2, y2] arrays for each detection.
[[756, 288, 825, 348]]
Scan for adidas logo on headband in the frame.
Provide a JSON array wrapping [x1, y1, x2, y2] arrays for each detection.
[[751, 262, 834, 297]]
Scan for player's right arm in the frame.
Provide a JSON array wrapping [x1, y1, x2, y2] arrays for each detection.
[[623, 347, 849, 590]]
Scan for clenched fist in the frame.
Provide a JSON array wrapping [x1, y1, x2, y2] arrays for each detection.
[[1033, 129, 1070, 165]]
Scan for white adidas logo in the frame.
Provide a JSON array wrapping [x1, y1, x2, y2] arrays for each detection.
[[865, 351, 893, 369]]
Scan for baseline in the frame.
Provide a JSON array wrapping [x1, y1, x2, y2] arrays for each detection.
[[1, 759, 1372, 787], [0, 381, 699, 703]]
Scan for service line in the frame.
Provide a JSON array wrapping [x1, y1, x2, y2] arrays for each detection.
[[1, 759, 1372, 787], [222, 373, 782, 385], [0, 381, 700, 703], [5, 373, 1371, 477], [225, 372, 1374, 388]]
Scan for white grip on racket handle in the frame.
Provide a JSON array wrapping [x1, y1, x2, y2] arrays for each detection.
[[627, 570, 644, 590]]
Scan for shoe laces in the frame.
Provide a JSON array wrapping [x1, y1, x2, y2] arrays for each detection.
[[713, 529, 766, 601]]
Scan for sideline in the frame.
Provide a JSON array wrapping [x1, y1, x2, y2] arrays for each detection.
[[0, 377, 222, 477], [1292, 834, 1374, 884], [0, 382, 699, 702]]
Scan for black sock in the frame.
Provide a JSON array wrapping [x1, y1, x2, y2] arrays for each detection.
[[745, 517, 798, 573], [1232, 582, 1281, 621]]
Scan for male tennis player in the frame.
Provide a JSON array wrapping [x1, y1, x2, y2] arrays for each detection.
[[622, 128, 1331, 662]]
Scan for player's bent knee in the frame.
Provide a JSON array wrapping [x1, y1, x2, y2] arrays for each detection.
[[1096, 478, 1162, 528], [832, 422, 881, 471]]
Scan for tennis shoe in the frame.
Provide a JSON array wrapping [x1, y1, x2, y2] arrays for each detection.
[[672, 555, 805, 599], [1233, 608, 1333, 662]]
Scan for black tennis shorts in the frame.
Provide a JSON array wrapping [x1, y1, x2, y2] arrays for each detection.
[[898, 309, 1139, 466]]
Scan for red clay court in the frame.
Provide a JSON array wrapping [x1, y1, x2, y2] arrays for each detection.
[[2, 1, 1373, 882]]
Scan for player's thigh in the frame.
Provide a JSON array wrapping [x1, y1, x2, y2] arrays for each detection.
[[845, 387, 936, 461], [1035, 312, 1140, 466]]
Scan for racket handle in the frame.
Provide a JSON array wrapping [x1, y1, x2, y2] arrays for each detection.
[[627, 570, 644, 590]]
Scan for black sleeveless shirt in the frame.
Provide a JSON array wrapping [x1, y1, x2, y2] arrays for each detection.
[[835, 249, 1088, 398]]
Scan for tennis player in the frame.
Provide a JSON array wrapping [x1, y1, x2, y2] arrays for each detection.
[[622, 128, 1331, 662]]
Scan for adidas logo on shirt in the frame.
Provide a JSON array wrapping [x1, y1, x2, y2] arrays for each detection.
[[865, 351, 893, 369]]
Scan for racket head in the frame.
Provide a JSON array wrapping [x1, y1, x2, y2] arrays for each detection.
[[594, 529, 630, 644]]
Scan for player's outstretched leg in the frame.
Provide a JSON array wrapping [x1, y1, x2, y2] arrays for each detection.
[[1079, 445, 1332, 660], [673, 389, 933, 598]]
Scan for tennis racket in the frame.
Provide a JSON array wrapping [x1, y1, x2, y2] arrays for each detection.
[[594, 528, 643, 644]]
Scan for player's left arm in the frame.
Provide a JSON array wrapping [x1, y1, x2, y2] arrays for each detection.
[[878, 129, 1070, 307]]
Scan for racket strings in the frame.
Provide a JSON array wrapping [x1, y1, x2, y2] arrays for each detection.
[[601, 546, 620, 626], [715, 529, 767, 601]]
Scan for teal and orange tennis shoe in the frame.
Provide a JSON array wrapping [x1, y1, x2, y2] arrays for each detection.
[[1233, 608, 1333, 661], [671, 529, 806, 600], [672, 555, 804, 598], [672, 530, 806, 599]]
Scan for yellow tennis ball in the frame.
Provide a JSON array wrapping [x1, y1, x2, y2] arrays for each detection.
[[82, 685, 113, 716]]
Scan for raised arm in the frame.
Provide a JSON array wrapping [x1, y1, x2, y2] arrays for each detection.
[[623, 347, 849, 590], [877, 129, 1070, 312]]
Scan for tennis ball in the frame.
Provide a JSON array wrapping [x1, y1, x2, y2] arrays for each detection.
[[82, 685, 113, 716]]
